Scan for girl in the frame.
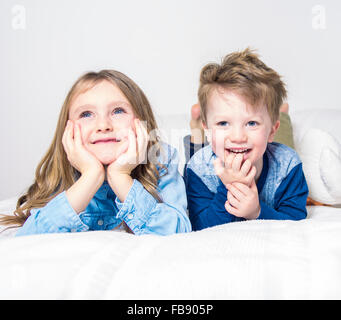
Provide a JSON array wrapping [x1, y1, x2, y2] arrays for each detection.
[[0, 70, 191, 235]]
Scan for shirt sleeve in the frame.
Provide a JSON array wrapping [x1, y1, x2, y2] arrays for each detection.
[[185, 167, 243, 231], [115, 146, 192, 235], [258, 163, 308, 220], [15, 191, 89, 236]]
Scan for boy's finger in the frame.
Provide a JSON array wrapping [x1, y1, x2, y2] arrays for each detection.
[[246, 166, 257, 185], [230, 182, 251, 196], [231, 153, 243, 172], [225, 201, 239, 216], [227, 192, 240, 208], [227, 183, 246, 200], [240, 159, 252, 176], [213, 158, 224, 176], [224, 153, 235, 169], [250, 178, 258, 192]]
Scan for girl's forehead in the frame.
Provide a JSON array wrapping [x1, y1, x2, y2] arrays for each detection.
[[69, 80, 132, 113]]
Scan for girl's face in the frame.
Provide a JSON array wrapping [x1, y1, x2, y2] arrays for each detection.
[[68, 80, 136, 165]]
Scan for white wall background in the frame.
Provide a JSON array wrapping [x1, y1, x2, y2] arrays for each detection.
[[1, 0, 340, 200]]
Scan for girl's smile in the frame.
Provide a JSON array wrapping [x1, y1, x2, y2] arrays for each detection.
[[68, 80, 136, 165]]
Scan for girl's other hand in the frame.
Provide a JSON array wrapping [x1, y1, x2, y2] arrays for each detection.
[[106, 119, 148, 202], [107, 119, 148, 177], [62, 120, 105, 178]]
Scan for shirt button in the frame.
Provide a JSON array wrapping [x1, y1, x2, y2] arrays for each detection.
[[127, 214, 134, 220], [97, 219, 104, 226]]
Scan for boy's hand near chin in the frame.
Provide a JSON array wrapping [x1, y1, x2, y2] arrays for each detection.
[[213, 153, 257, 187], [225, 179, 261, 220]]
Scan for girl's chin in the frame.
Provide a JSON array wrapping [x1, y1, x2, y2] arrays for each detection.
[[95, 154, 117, 165]]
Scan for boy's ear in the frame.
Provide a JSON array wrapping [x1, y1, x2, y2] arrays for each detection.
[[268, 120, 280, 143], [202, 121, 212, 144]]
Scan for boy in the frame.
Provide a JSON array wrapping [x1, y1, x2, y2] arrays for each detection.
[[184, 48, 308, 231]]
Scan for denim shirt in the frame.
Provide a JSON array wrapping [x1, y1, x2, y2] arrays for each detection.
[[16, 143, 191, 236]]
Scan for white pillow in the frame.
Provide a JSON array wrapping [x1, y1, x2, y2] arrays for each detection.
[[296, 128, 341, 205]]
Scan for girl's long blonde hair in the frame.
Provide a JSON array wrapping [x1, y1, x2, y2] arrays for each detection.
[[0, 70, 164, 229]]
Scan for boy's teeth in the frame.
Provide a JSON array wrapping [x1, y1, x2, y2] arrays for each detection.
[[228, 149, 249, 153]]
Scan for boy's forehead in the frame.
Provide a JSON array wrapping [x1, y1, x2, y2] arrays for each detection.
[[207, 88, 267, 117]]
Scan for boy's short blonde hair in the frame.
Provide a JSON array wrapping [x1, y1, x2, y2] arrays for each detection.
[[198, 48, 287, 124]]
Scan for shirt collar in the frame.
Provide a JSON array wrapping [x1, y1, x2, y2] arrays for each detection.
[[95, 181, 113, 200]]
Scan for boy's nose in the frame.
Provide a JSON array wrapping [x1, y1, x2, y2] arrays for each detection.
[[229, 127, 247, 143]]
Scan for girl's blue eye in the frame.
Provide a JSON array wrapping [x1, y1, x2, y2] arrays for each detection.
[[217, 121, 228, 127], [80, 111, 92, 118], [113, 107, 125, 115]]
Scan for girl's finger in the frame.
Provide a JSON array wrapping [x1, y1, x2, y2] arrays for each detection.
[[135, 120, 147, 151], [126, 127, 138, 165], [74, 122, 84, 149], [63, 120, 74, 153], [136, 120, 149, 164], [115, 139, 129, 159]]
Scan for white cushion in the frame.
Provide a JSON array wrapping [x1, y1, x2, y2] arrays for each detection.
[[296, 128, 341, 205]]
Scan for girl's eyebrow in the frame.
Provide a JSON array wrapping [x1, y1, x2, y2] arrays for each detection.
[[72, 104, 95, 115], [72, 101, 131, 114], [108, 101, 131, 108]]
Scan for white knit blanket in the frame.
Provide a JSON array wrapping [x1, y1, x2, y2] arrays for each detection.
[[1, 196, 341, 299]]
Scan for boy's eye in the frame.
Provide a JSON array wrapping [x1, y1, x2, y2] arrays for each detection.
[[113, 107, 125, 115], [247, 121, 258, 127], [79, 111, 92, 118], [217, 121, 228, 127]]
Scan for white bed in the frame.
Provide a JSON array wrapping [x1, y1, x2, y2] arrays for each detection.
[[1, 108, 341, 299]]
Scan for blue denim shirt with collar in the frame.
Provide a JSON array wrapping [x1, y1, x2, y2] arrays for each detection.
[[16, 143, 191, 236]]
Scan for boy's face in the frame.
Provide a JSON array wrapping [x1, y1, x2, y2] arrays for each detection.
[[68, 80, 136, 165], [203, 89, 280, 170]]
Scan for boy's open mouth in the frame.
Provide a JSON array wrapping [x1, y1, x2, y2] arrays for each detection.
[[225, 148, 251, 154], [224, 148, 252, 161]]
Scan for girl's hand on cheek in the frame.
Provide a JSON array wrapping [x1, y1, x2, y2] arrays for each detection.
[[107, 119, 148, 177], [62, 120, 105, 179], [106, 119, 148, 202]]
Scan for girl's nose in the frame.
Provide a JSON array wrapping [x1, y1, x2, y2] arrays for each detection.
[[96, 116, 113, 133]]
